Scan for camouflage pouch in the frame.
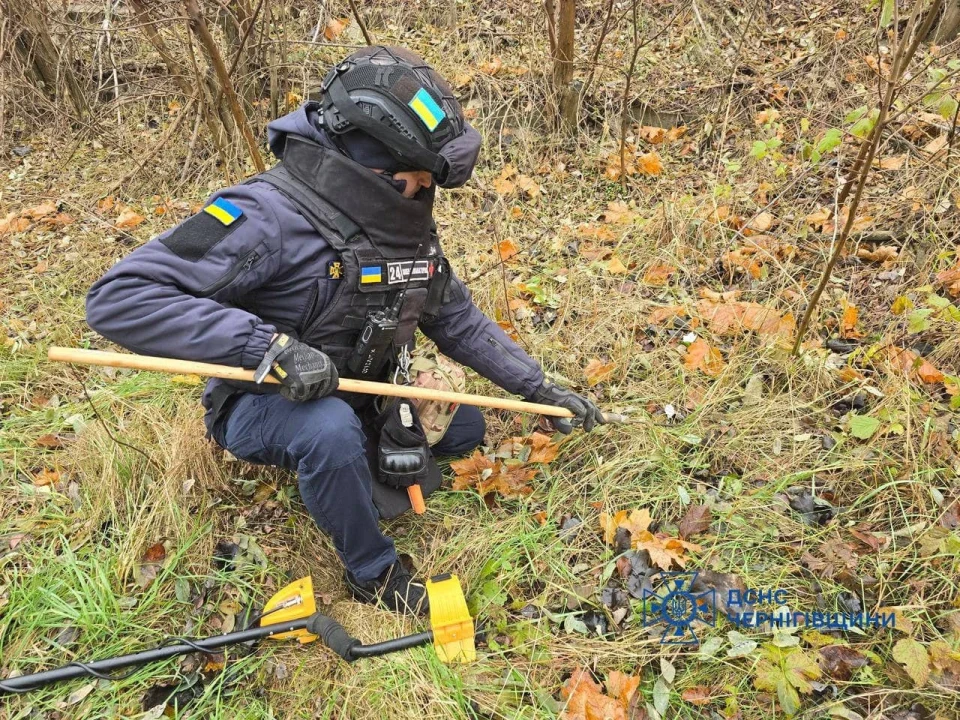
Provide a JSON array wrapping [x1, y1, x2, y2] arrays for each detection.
[[382, 352, 466, 446]]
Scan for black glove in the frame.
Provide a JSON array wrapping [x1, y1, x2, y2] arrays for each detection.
[[375, 401, 430, 489], [529, 381, 606, 434], [254, 334, 339, 402]]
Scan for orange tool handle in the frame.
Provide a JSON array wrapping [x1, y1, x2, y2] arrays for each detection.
[[407, 484, 426, 514]]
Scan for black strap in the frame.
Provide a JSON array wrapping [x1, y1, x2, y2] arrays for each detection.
[[327, 76, 447, 177], [251, 167, 361, 248]]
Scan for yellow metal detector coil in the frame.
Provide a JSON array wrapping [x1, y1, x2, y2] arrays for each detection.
[[261, 576, 318, 644], [425, 574, 475, 663]]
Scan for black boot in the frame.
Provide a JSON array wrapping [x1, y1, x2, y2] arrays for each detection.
[[345, 561, 429, 615]]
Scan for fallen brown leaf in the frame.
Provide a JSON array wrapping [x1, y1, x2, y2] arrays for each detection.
[[637, 151, 664, 176], [33, 468, 60, 486], [642, 263, 675, 286], [684, 338, 726, 377], [606, 256, 629, 274], [678, 504, 712, 538], [884, 346, 944, 384], [323, 16, 350, 40], [115, 208, 145, 230], [648, 304, 687, 325], [681, 686, 716, 706], [856, 245, 898, 263], [584, 358, 617, 386], [497, 238, 520, 261], [935, 261, 960, 297]]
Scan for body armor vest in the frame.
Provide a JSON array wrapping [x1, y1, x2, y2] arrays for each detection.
[[246, 135, 449, 379]]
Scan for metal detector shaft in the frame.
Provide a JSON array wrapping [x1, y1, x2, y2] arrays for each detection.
[[0, 616, 438, 694], [0, 618, 312, 694]]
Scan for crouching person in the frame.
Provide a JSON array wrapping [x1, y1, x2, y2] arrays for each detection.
[[86, 46, 604, 615]]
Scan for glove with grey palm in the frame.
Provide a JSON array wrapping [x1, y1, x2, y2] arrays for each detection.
[[254, 334, 339, 402], [528, 381, 606, 434]]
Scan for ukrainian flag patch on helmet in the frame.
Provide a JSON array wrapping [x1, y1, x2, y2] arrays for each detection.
[[204, 197, 243, 226], [408, 88, 446, 132]]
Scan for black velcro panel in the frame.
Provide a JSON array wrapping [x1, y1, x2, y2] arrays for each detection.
[[160, 211, 247, 262], [391, 73, 421, 104]]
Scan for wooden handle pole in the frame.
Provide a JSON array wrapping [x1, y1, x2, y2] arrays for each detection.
[[48, 347, 600, 419]]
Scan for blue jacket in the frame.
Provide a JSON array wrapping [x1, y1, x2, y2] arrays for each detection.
[[85, 105, 544, 425]]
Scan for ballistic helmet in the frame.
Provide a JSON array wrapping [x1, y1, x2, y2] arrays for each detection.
[[319, 46, 465, 179]]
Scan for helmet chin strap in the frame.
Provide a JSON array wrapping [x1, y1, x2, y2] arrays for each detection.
[[326, 75, 449, 179]]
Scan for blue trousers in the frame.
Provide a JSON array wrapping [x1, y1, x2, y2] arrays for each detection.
[[213, 393, 485, 582]]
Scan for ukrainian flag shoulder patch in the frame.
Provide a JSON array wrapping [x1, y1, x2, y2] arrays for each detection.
[[360, 265, 382, 284], [204, 197, 244, 226], [408, 88, 446, 132]]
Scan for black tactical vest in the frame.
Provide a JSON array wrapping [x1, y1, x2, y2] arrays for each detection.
[[247, 135, 449, 378]]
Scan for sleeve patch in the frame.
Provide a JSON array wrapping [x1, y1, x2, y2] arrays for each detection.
[[160, 210, 247, 262], [204, 197, 243, 225]]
